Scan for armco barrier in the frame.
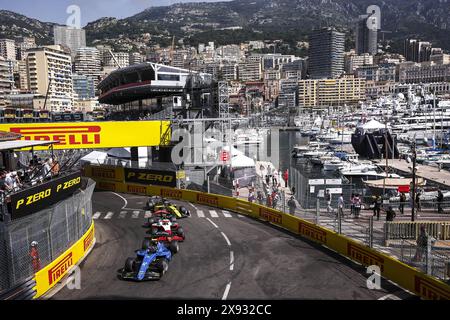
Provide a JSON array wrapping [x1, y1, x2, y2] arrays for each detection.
[[33, 221, 95, 299], [90, 177, 450, 300]]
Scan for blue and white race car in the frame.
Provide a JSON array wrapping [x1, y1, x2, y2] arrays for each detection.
[[119, 240, 174, 281]]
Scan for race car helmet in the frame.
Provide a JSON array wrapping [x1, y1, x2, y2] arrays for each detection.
[[179, 206, 188, 214]]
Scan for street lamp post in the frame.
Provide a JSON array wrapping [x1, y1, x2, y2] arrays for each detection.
[[410, 140, 417, 222]]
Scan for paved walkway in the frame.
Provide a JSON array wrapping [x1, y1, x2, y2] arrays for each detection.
[[379, 159, 450, 188]]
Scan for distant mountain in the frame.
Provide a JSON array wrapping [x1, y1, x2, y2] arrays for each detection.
[[0, 10, 56, 44], [2, 0, 450, 53]]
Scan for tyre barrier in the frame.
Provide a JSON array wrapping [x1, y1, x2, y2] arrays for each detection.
[[87, 174, 450, 300], [0, 277, 36, 300]]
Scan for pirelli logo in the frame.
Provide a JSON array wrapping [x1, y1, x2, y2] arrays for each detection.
[[83, 228, 94, 252], [48, 252, 73, 285], [161, 189, 183, 199], [10, 126, 101, 146], [98, 182, 116, 191], [298, 222, 327, 244], [414, 276, 450, 300], [127, 184, 147, 195], [91, 167, 116, 180], [197, 194, 219, 206], [259, 208, 282, 225], [347, 243, 385, 272]]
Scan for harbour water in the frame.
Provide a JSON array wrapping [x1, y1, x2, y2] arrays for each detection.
[[278, 131, 369, 209]]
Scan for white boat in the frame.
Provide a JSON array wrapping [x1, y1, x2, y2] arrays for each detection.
[[323, 159, 346, 171], [364, 177, 426, 191]]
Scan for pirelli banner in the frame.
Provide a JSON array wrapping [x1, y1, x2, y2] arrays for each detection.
[[0, 121, 171, 150], [10, 172, 82, 220], [34, 222, 95, 298], [124, 168, 177, 188]]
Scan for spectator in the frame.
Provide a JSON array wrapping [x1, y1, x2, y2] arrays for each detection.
[[287, 196, 296, 215], [399, 192, 406, 215], [248, 190, 255, 203], [373, 196, 381, 221], [51, 157, 60, 176], [0, 171, 11, 192], [30, 241, 41, 272], [266, 194, 272, 208], [353, 194, 361, 218], [415, 192, 422, 212], [338, 194, 345, 218], [437, 189, 444, 214], [283, 169, 289, 188], [257, 191, 264, 204], [325, 190, 332, 214], [291, 186, 296, 195], [350, 193, 355, 216], [385, 206, 396, 222], [414, 226, 435, 262], [272, 192, 279, 209]]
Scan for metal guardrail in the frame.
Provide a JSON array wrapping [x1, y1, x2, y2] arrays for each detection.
[[385, 221, 450, 245], [0, 277, 36, 300]]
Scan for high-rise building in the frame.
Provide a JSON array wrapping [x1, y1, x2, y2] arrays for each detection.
[[16, 60, 29, 91], [0, 57, 14, 107], [129, 52, 144, 66], [404, 39, 432, 63], [344, 52, 373, 73], [308, 28, 345, 79], [355, 15, 378, 55], [0, 39, 16, 61], [74, 47, 102, 88], [238, 61, 262, 82], [53, 26, 86, 57], [26, 45, 73, 112], [72, 74, 95, 99], [103, 51, 129, 69], [16, 37, 36, 60], [298, 75, 366, 107]]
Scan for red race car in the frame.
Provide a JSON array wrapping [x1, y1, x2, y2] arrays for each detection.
[[147, 218, 185, 242]]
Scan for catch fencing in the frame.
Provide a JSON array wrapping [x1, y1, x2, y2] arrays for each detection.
[[0, 178, 95, 295]]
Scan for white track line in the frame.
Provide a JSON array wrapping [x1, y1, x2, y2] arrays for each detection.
[[144, 211, 152, 219], [206, 218, 218, 229], [119, 211, 127, 219], [210, 210, 219, 218], [190, 203, 198, 210], [132, 211, 140, 219], [221, 232, 231, 246], [230, 251, 234, 271], [378, 293, 401, 300], [222, 282, 232, 300], [111, 192, 128, 209], [237, 214, 244, 218], [104, 212, 114, 219], [93, 212, 101, 220], [197, 210, 205, 218], [222, 211, 232, 218]]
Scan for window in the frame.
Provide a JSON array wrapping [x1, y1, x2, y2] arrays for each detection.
[[157, 74, 180, 81]]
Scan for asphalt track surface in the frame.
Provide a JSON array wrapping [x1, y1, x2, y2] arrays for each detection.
[[54, 191, 416, 300]]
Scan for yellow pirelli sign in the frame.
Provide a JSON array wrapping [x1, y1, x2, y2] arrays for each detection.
[[0, 121, 171, 150], [33, 222, 95, 298]]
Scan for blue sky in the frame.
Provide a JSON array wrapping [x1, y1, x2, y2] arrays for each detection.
[[1, 0, 228, 26]]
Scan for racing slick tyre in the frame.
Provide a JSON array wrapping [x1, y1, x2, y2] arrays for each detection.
[[155, 258, 169, 276], [177, 227, 185, 239], [168, 241, 179, 254], [125, 257, 137, 272]]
